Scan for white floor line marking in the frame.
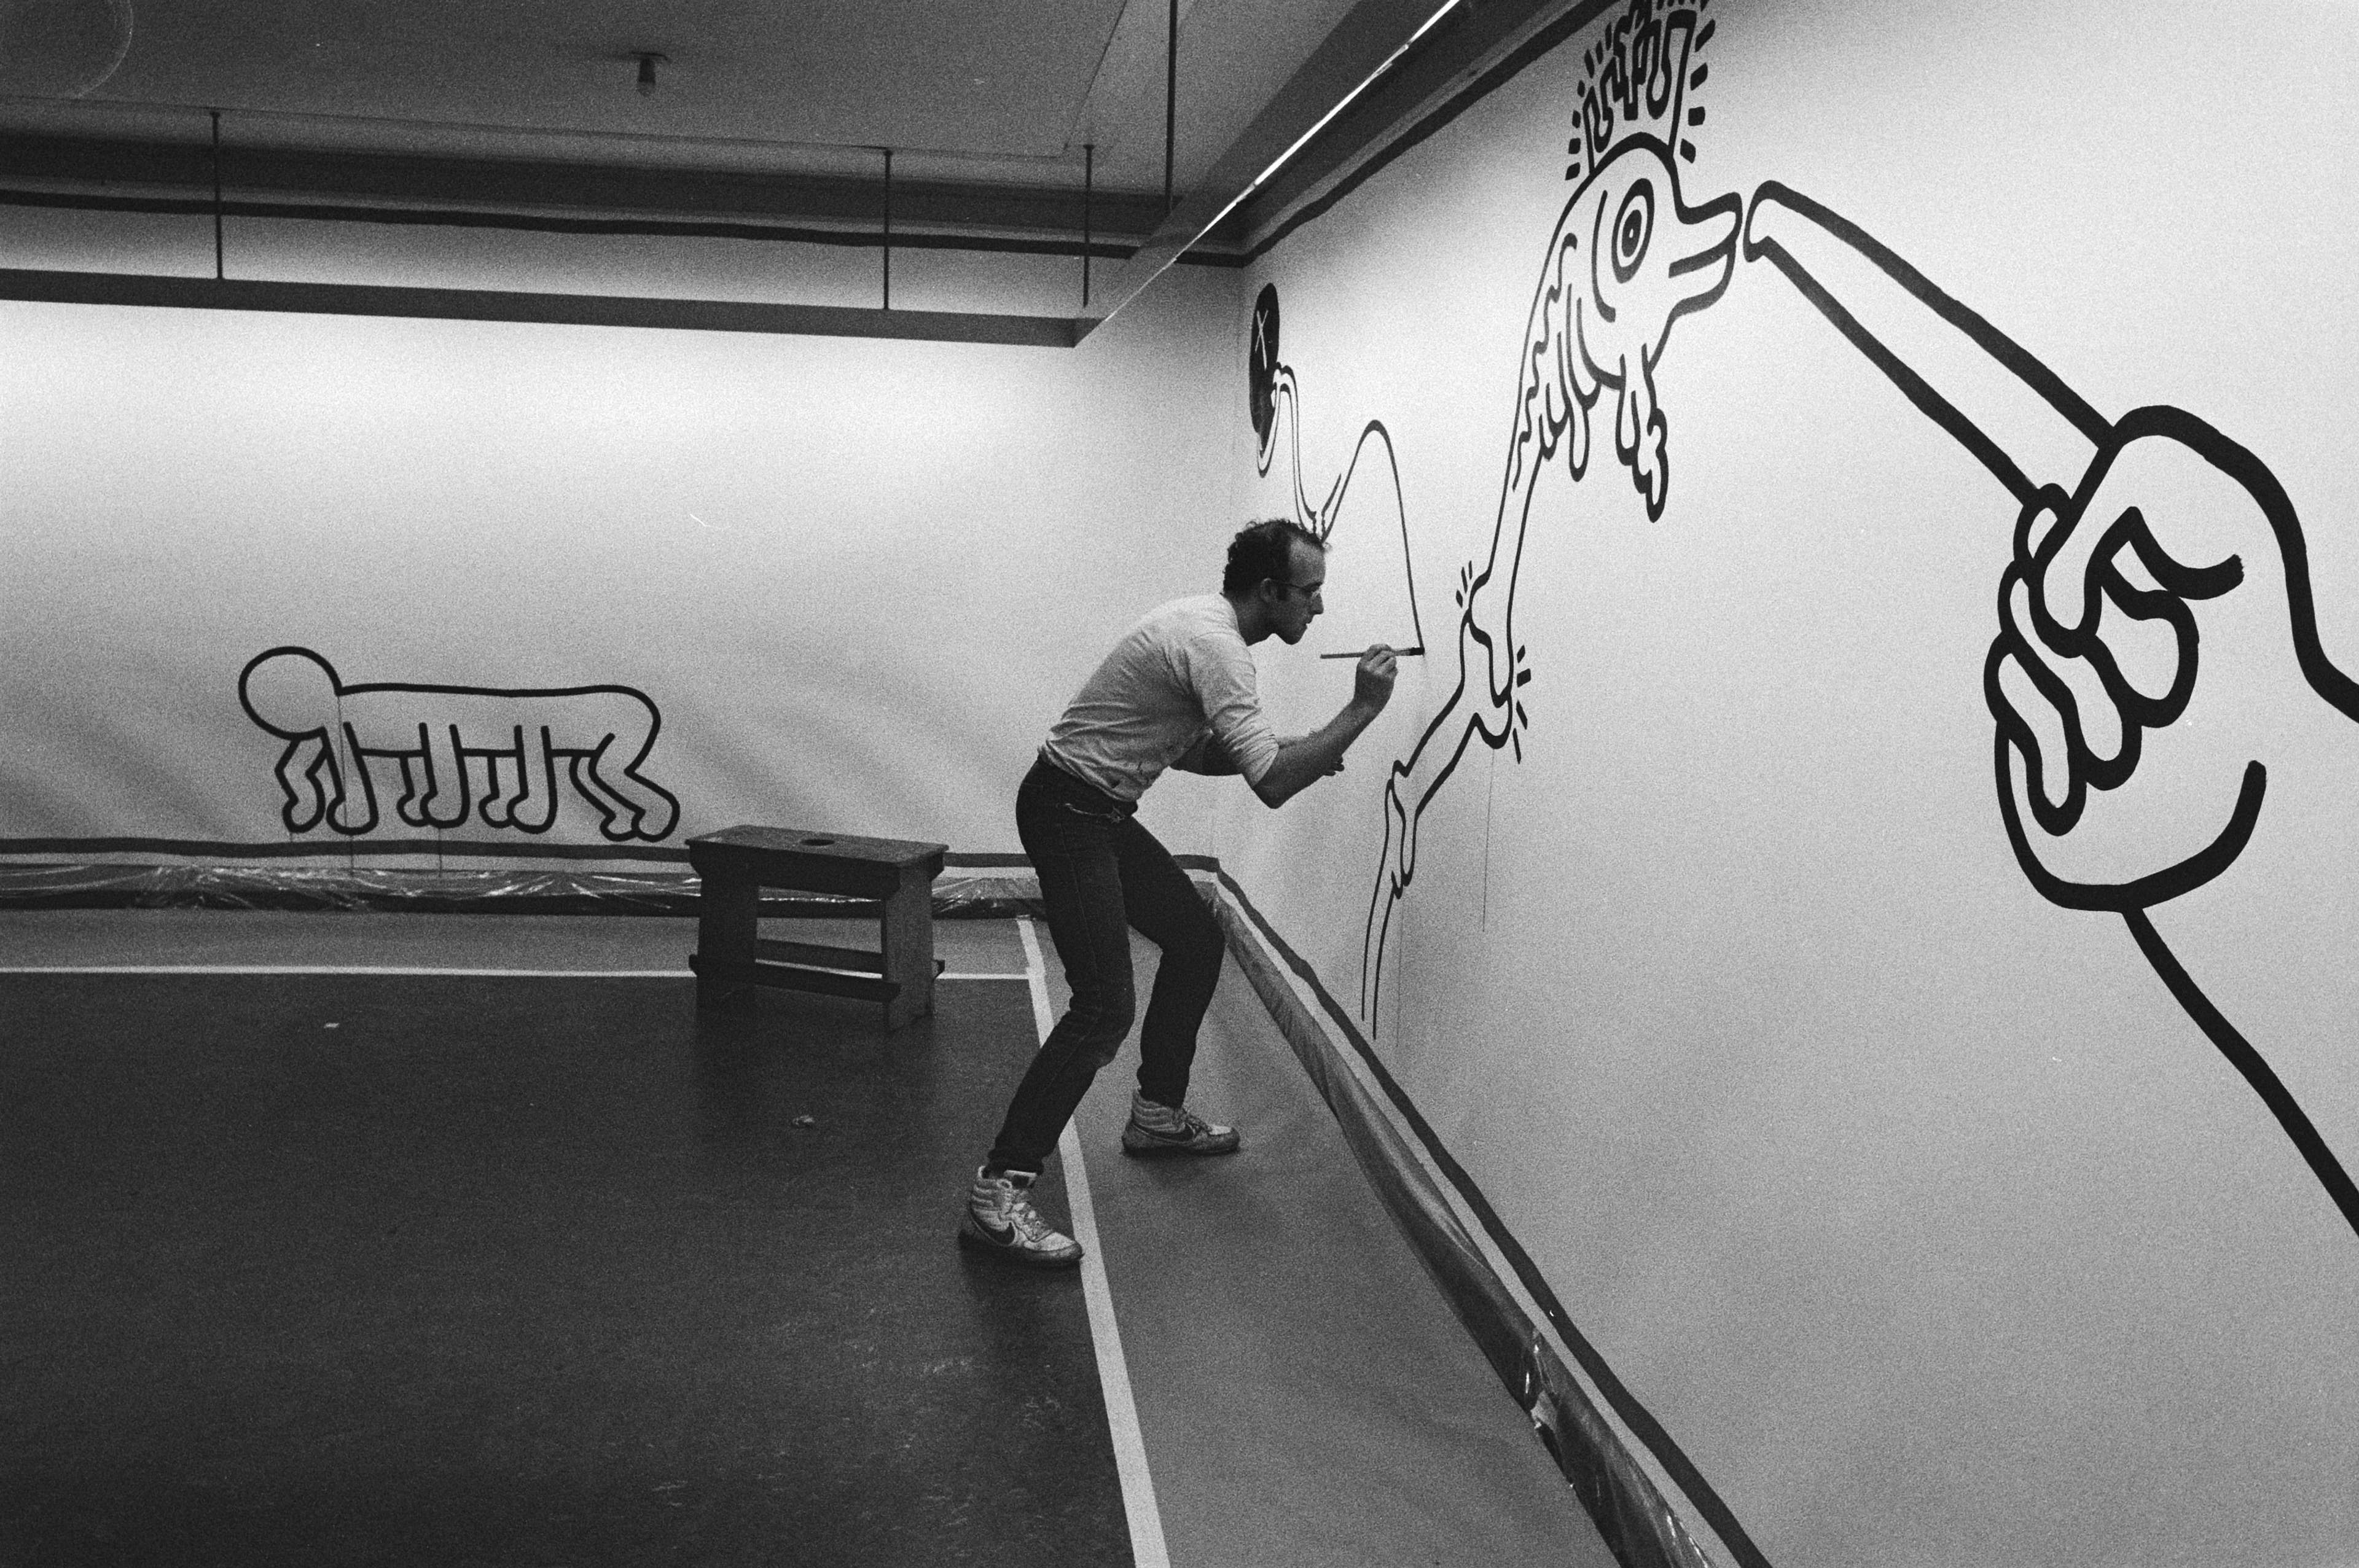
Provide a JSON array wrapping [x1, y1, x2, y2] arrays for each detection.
[[1019, 916, 1170, 1568], [0, 966, 1033, 980]]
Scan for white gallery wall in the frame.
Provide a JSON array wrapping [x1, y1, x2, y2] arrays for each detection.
[[5, 1, 2356, 1562], [1218, 1, 2358, 1564], [0, 265, 1241, 857]]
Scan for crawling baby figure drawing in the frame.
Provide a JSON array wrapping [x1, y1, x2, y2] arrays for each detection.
[[961, 519, 1399, 1267]]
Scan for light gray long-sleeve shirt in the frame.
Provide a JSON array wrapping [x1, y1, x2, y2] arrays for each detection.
[[1039, 594, 1281, 803]]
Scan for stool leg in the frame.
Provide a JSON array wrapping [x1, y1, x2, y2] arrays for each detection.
[[879, 869, 936, 1029], [695, 870, 761, 1012]]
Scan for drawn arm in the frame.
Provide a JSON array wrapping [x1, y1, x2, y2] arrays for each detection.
[[1381, 224, 1584, 865], [272, 735, 335, 833], [1742, 182, 2105, 504], [1358, 217, 1587, 1015]]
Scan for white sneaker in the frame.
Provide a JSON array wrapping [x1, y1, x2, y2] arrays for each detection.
[[1120, 1090, 1241, 1157], [958, 1167, 1082, 1268]]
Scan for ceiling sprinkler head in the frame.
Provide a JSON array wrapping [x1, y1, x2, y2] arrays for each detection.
[[633, 52, 668, 96]]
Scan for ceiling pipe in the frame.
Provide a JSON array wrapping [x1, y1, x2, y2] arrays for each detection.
[[1075, 0, 1480, 341], [0, 267, 1079, 345], [208, 107, 224, 281], [1163, 0, 1178, 217]]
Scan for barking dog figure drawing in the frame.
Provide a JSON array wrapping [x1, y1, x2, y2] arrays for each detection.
[[1363, 0, 1740, 1015]]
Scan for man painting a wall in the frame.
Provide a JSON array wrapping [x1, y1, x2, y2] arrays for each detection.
[[961, 518, 1399, 1266]]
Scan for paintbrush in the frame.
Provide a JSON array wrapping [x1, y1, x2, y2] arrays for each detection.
[[1319, 646, 1424, 659]]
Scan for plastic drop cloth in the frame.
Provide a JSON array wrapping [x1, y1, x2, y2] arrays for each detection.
[[1209, 878, 1723, 1568], [0, 862, 1041, 918]]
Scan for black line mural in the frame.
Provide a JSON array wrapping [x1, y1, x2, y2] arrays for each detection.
[[1251, 33, 1780, 1556], [1329, 0, 2358, 1246], [1250, 281, 1426, 657], [1359, 0, 1739, 1014], [237, 647, 680, 842], [1741, 186, 2359, 1241]]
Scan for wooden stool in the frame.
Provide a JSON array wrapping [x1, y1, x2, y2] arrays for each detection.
[[686, 825, 949, 1029]]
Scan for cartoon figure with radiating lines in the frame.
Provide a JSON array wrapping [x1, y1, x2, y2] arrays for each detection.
[[1361, 0, 1739, 1013], [238, 646, 680, 841]]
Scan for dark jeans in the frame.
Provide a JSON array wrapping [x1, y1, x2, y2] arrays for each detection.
[[985, 755, 1227, 1175]]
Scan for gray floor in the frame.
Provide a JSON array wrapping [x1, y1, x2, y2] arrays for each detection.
[[1057, 935, 1610, 1567], [3, 907, 1611, 1567], [2, 961, 1119, 1568], [0, 909, 1026, 976]]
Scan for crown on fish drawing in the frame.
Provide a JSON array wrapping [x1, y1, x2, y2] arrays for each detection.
[[1567, 0, 1715, 181]]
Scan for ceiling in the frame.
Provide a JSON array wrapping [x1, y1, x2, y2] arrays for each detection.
[[0, 0, 1591, 337], [0, 0, 1367, 203]]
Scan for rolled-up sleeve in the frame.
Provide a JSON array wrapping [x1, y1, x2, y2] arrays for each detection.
[[1177, 633, 1280, 785]]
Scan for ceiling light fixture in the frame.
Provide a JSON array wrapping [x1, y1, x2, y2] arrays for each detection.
[[1074, 0, 1467, 339], [1211, 0, 1462, 234]]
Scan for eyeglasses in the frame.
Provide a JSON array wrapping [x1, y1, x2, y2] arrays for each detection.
[[1275, 579, 1324, 603]]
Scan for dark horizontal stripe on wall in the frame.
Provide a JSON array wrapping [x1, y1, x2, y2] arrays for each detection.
[[0, 268, 1085, 344], [0, 133, 1175, 242], [0, 186, 1149, 262], [1213, 868, 1775, 1568], [1237, 0, 1616, 265]]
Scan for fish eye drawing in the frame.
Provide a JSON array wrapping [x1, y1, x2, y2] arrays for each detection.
[[1313, 0, 2357, 1240], [238, 646, 681, 843]]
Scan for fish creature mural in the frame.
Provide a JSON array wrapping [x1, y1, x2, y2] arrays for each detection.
[[1363, 0, 1740, 1013]]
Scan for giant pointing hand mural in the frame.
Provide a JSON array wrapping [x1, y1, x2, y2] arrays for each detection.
[[1262, 0, 2356, 1244], [1743, 185, 2359, 1241]]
